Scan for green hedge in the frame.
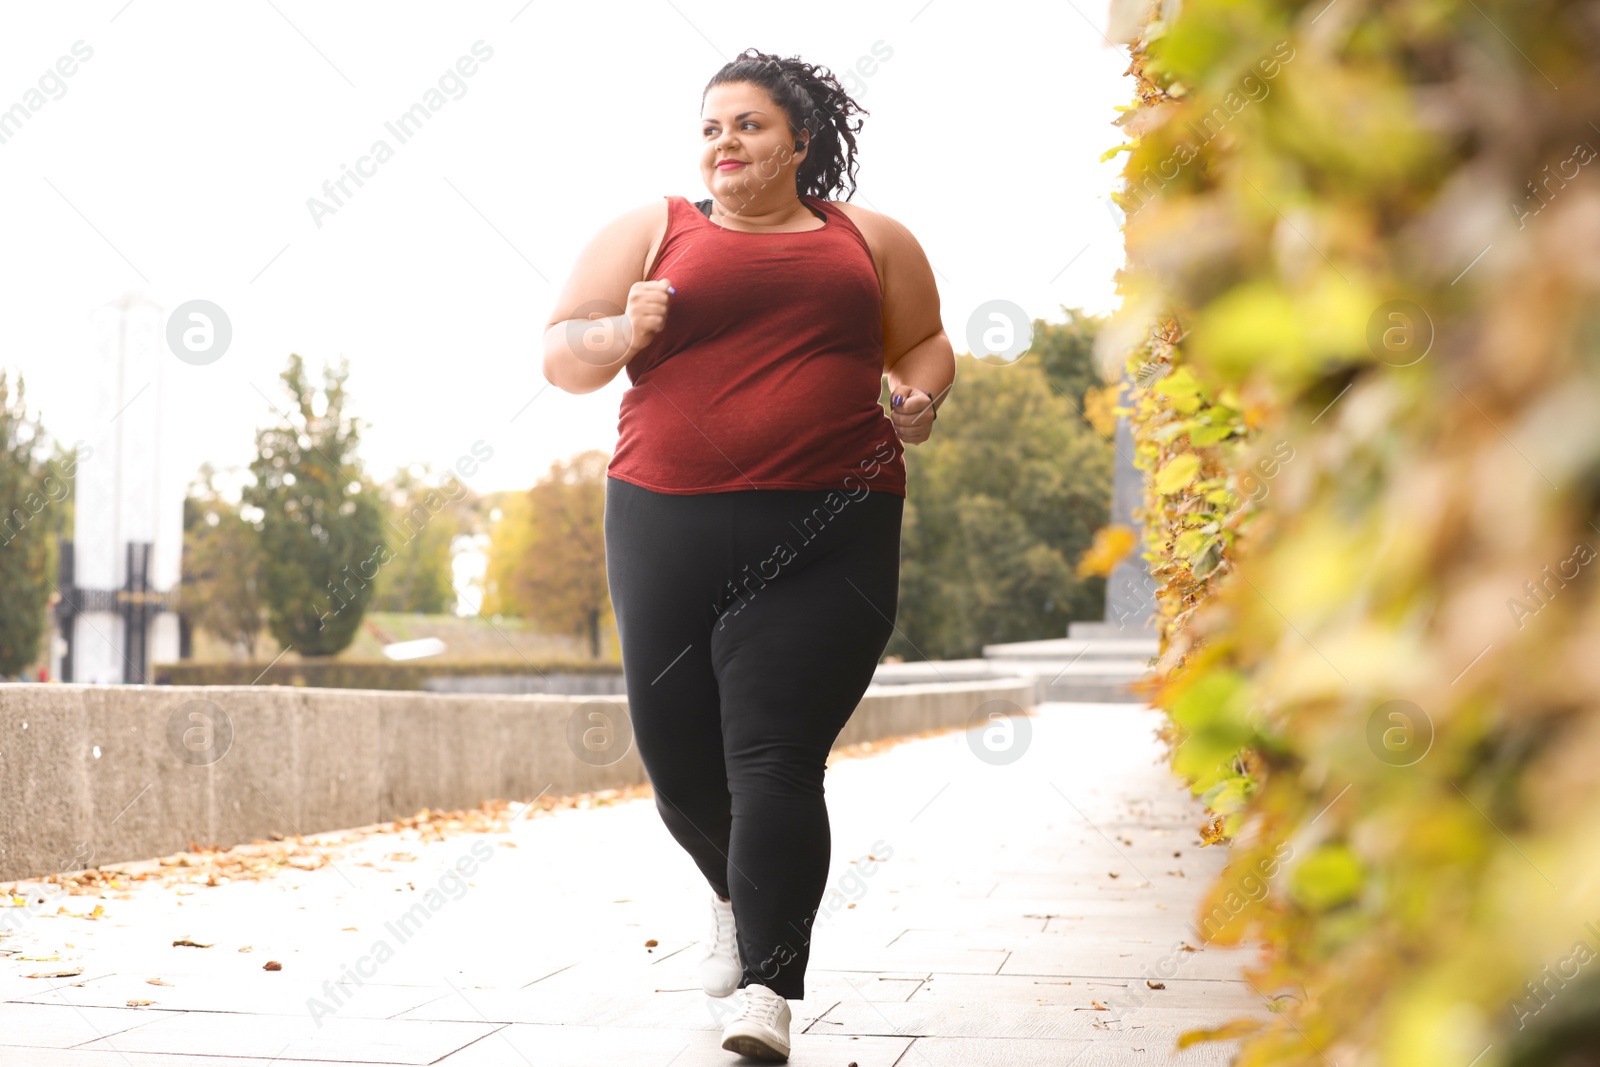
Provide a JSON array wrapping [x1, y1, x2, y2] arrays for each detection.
[[153, 659, 620, 691], [1107, 1, 1600, 1065]]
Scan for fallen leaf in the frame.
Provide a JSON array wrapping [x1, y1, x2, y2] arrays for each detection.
[[1108, 872, 1121, 879], [237, 946, 252, 953], [172, 939, 213, 948], [26, 967, 83, 979], [147, 978, 173, 986], [1177, 1019, 1266, 1048], [1147, 980, 1166, 989], [644, 939, 658, 947], [126, 999, 154, 1007], [263, 961, 282, 971]]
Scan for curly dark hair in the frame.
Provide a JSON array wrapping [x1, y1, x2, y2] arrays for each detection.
[[703, 48, 869, 202]]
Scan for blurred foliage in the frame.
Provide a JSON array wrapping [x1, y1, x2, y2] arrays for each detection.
[[244, 354, 385, 657], [1103, 0, 1600, 1064], [482, 487, 533, 618], [1077, 523, 1138, 580], [154, 657, 618, 690], [0, 372, 54, 677], [181, 464, 264, 659], [483, 450, 612, 658], [370, 464, 473, 616], [1035, 306, 1110, 427], [892, 317, 1113, 660]]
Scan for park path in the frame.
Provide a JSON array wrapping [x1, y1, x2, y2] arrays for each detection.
[[0, 701, 1272, 1065]]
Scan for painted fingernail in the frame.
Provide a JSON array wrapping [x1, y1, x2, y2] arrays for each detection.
[[667, 286, 676, 295], [892, 394, 902, 406]]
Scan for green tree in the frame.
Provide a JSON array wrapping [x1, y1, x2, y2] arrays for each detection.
[[890, 352, 1112, 661], [1031, 307, 1106, 422], [0, 373, 54, 677], [370, 465, 467, 615], [244, 354, 384, 656], [181, 465, 264, 658]]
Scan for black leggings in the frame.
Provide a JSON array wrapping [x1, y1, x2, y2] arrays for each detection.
[[603, 475, 904, 1000]]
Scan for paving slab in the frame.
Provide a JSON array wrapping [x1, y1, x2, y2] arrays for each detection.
[[0, 1053, 411, 1067], [0, 1000, 165, 1049], [893, 1036, 1239, 1066], [428, 1022, 913, 1066], [1, 701, 1275, 1065], [73, 1011, 499, 1062]]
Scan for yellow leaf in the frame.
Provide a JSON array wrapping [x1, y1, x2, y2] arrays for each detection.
[[1083, 384, 1121, 437], [1153, 366, 1201, 398], [1178, 1018, 1267, 1048], [1156, 453, 1202, 494], [1077, 524, 1138, 578]]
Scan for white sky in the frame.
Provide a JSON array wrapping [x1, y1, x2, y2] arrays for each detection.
[[1, 0, 1133, 497]]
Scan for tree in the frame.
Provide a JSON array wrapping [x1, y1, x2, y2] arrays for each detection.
[[370, 464, 467, 615], [891, 351, 1112, 660], [481, 488, 534, 617], [244, 354, 385, 656], [0, 372, 53, 677], [491, 451, 611, 656], [1031, 307, 1106, 427], [181, 465, 264, 658]]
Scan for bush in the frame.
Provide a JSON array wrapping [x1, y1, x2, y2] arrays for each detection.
[[153, 658, 620, 691], [1105, 1, 1600, 1065]]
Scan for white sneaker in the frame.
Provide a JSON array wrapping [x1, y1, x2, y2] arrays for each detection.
[[699, 892, 742, 998], [720, 982, 791, 1061]]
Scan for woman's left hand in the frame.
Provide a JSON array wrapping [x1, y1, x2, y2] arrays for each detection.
[[889, 387, 937, 446]]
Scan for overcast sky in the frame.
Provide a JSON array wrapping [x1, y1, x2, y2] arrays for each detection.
[[1, 0, 1132, 498]]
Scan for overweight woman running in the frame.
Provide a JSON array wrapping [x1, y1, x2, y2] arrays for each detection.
[[542, 48, 955, 1061]]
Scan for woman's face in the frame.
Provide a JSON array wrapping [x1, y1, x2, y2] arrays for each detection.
[[700, 81, 808, 211]]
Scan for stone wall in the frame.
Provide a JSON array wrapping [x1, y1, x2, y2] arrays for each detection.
[[0, 679, 1033, 882]]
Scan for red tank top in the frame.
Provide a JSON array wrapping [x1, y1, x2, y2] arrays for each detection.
[[605, 194, 907, 498]]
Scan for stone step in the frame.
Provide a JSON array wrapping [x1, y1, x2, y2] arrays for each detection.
[[873, 653, 1154, 705], [1067, 620, 1160, 642], [980, 637, 1158, 663]]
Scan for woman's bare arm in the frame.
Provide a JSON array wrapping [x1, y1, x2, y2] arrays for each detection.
[[542, 200, 667, 394], [857, 207, 956, 441]]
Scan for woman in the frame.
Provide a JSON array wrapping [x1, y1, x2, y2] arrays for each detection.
[[542, 47, 954, 1061]]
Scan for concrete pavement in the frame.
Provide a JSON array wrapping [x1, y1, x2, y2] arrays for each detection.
[[0, 701, 1273, 1065]]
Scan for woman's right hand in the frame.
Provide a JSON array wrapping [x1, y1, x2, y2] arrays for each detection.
[[623, 278, 673, 358]]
